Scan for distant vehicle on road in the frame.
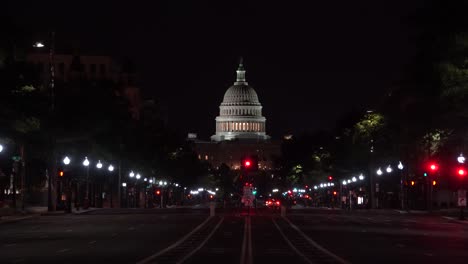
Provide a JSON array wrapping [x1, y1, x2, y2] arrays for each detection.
[[265, 198, 281, 209]]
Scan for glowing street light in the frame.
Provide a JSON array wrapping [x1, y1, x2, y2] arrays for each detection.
[[144, 178, 147, 182], [83, 157, 90, 167], [342, 180, 347, 185], [129, 171, 135, 178], [386, 165, 392, 173], [33, 42, 45, 48], [398, 161, 404, 170], [0, 144, 3, 153], [458, 154, 465, 164], [352, 177, 357, 182], [359, 174, 364, 180], [108, 164, 114, 172], [149, 179, 153, 183], [63, 156, 70, 165], [96, 160, 103, 169], [163, 181, 167, 186], [136, 173, 141, 180], [122, 182, 127, 187], [377, 168, 383, 175]]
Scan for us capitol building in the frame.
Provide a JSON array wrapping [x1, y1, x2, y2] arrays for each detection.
[[189, 59, 281, 170]]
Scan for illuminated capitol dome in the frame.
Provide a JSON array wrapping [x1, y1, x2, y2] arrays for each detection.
[[211, 59, 270, 141]]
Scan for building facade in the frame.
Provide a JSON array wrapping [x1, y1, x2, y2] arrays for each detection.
[[192, 59, 280, 170], [211, 59, 270, 141]]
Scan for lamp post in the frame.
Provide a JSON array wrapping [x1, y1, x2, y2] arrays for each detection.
[[108, 164, 114, 208], [83, 157, 90, 208], [34, 32, 57, 211], [397, 161, 405, 210], [122, 182, 127, 208], [62, 156, 72, 213], [457, 154, 466, 220], [135, 173, 141, 207]]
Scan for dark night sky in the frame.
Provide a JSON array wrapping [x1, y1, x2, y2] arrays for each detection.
[[4, 1, 427, 139]]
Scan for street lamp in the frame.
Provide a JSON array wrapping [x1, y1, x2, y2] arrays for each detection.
[[149, 179, 153, 183], [96, 160, 103, 169], [359, 174, 364, 180], [33, 42, 45, 48], [144, 178, 147, 182], [122, 182, 127, 187], [352, 177, 357, 182], [398, 161, 404, 170], [136, 173, 141, 180], [377, 168, 383, 175], [342, 180, 347, 185], [106, 164, 115, 208], [83, 157, 90, 167], [63, 156, 70, 165], [129, 171, 135, 178], [458, 154, 465, 164], [83, 157, 90, 208], [386, 165, 392, 173], [0, 144, 3, 153]]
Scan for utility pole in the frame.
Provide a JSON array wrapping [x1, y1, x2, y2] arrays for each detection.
[[47, 31, 57, 212]]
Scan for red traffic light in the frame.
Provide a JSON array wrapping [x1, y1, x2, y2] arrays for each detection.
[[244, 160, 251, 167], [328, 176, 333, 181], [155, 190, 161, 195], [429, 163, 439, 171], [333, 191, 337, 196], [458, 168, 466, 176]]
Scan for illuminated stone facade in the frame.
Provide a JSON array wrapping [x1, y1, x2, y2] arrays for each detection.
[[191, 60, 280, 170], [210, 60, 270, 141]]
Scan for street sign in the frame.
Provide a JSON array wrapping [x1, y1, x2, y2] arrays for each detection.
[[458, 190, 467, 207]]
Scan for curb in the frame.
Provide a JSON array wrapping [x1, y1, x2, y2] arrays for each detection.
[[0, 215, 37, 225], [442, 216, 468, 225], [73, 208, 100, 215]]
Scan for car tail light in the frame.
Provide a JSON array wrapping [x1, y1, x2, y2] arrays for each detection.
[[276, 201, 280, 205]]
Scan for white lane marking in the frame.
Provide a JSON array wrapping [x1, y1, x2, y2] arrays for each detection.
[[283, 216, 351, 264], [88, 240, 97, 244], [136, 216, 213, 264], [247, 217, 252, 264], [57, 248, 70, 253], [177, 217, 224, 264], [240, 216, 253, 264], [4, 243, 17, 247], [272, 218, 313, 264]]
